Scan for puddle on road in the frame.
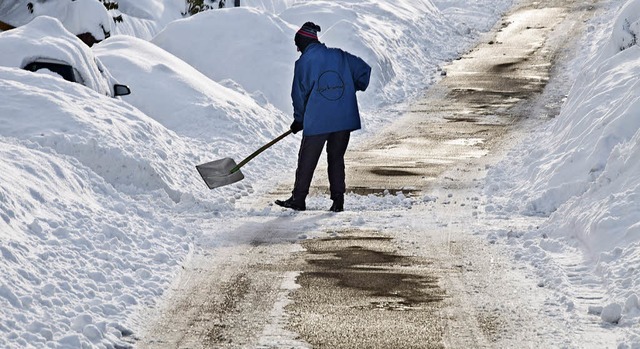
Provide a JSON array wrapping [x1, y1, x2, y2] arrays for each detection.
[[368, 167, 420, 177], [300, 234, 446, 311], [287, 232, 446, 348], [436, 7, 564, 123]]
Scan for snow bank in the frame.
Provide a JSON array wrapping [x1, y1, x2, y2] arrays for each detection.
[[598, 0, 640, 58], [110, 0, 186, 40], [0, 65, 286, 348], [152, 7, 298, 113], [485, 0, 640, 343], [0, 134, 192, 348], [0, 66, 202, 199], [94, 35, 289, 142]]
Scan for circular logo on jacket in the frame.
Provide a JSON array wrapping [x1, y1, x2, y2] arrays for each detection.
[[318, 71, 345, 101]]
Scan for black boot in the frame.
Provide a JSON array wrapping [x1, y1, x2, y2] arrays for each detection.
[[275, 197, 306, 211], [329, 197, 344, 212]]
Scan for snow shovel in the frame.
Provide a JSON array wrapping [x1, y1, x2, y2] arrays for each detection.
[[196, 130, 293, 189]]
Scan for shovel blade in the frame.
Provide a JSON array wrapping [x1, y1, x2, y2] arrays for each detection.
[[196, 157, 245, 189]]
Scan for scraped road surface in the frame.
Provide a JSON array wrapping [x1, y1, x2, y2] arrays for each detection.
[[134, 1, 602, 348]]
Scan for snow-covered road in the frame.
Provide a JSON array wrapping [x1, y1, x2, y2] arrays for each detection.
[[5, 0, 640, 347], [133, 1, 612, 347]]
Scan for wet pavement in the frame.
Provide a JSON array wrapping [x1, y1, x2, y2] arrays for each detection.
[[336, 5, 572, 194], [289, 232, 446, 349], [287, 1, 597, 348], [135, 1, 599, 348]]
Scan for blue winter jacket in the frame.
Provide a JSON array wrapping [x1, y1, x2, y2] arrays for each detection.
[[291, 43, 371, 136]]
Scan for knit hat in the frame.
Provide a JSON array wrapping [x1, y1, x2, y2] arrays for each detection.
[[295, 22, 321, 52]]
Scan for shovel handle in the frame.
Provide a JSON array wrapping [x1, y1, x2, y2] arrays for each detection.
[[230, 129, 293, 173]]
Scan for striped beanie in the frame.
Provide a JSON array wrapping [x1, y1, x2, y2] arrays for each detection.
[[295, 22, 321, 52]]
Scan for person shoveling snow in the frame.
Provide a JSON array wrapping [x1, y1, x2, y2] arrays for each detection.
[[275, 21, 371, 212]]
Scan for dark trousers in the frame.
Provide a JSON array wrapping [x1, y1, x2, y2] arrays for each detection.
[[292, 130, 351, 202]]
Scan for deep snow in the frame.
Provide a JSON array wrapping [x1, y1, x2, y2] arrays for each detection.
[[484, 0, 640, 344], [0, 0, 639, 348], [0, 0, 113, 40]]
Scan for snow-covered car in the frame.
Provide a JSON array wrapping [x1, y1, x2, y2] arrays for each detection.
[[22, 57, 131, 97], [0, 16, 130, 98]]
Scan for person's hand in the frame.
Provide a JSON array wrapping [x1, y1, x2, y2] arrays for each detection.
[[290, 120, 303, 134]]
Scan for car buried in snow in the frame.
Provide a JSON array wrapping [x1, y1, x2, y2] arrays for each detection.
[[0, 16, 131, 98], [22, 57, 131, 97]]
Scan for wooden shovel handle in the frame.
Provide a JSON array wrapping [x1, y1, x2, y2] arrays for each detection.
[[230, 130, 294, 173]]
